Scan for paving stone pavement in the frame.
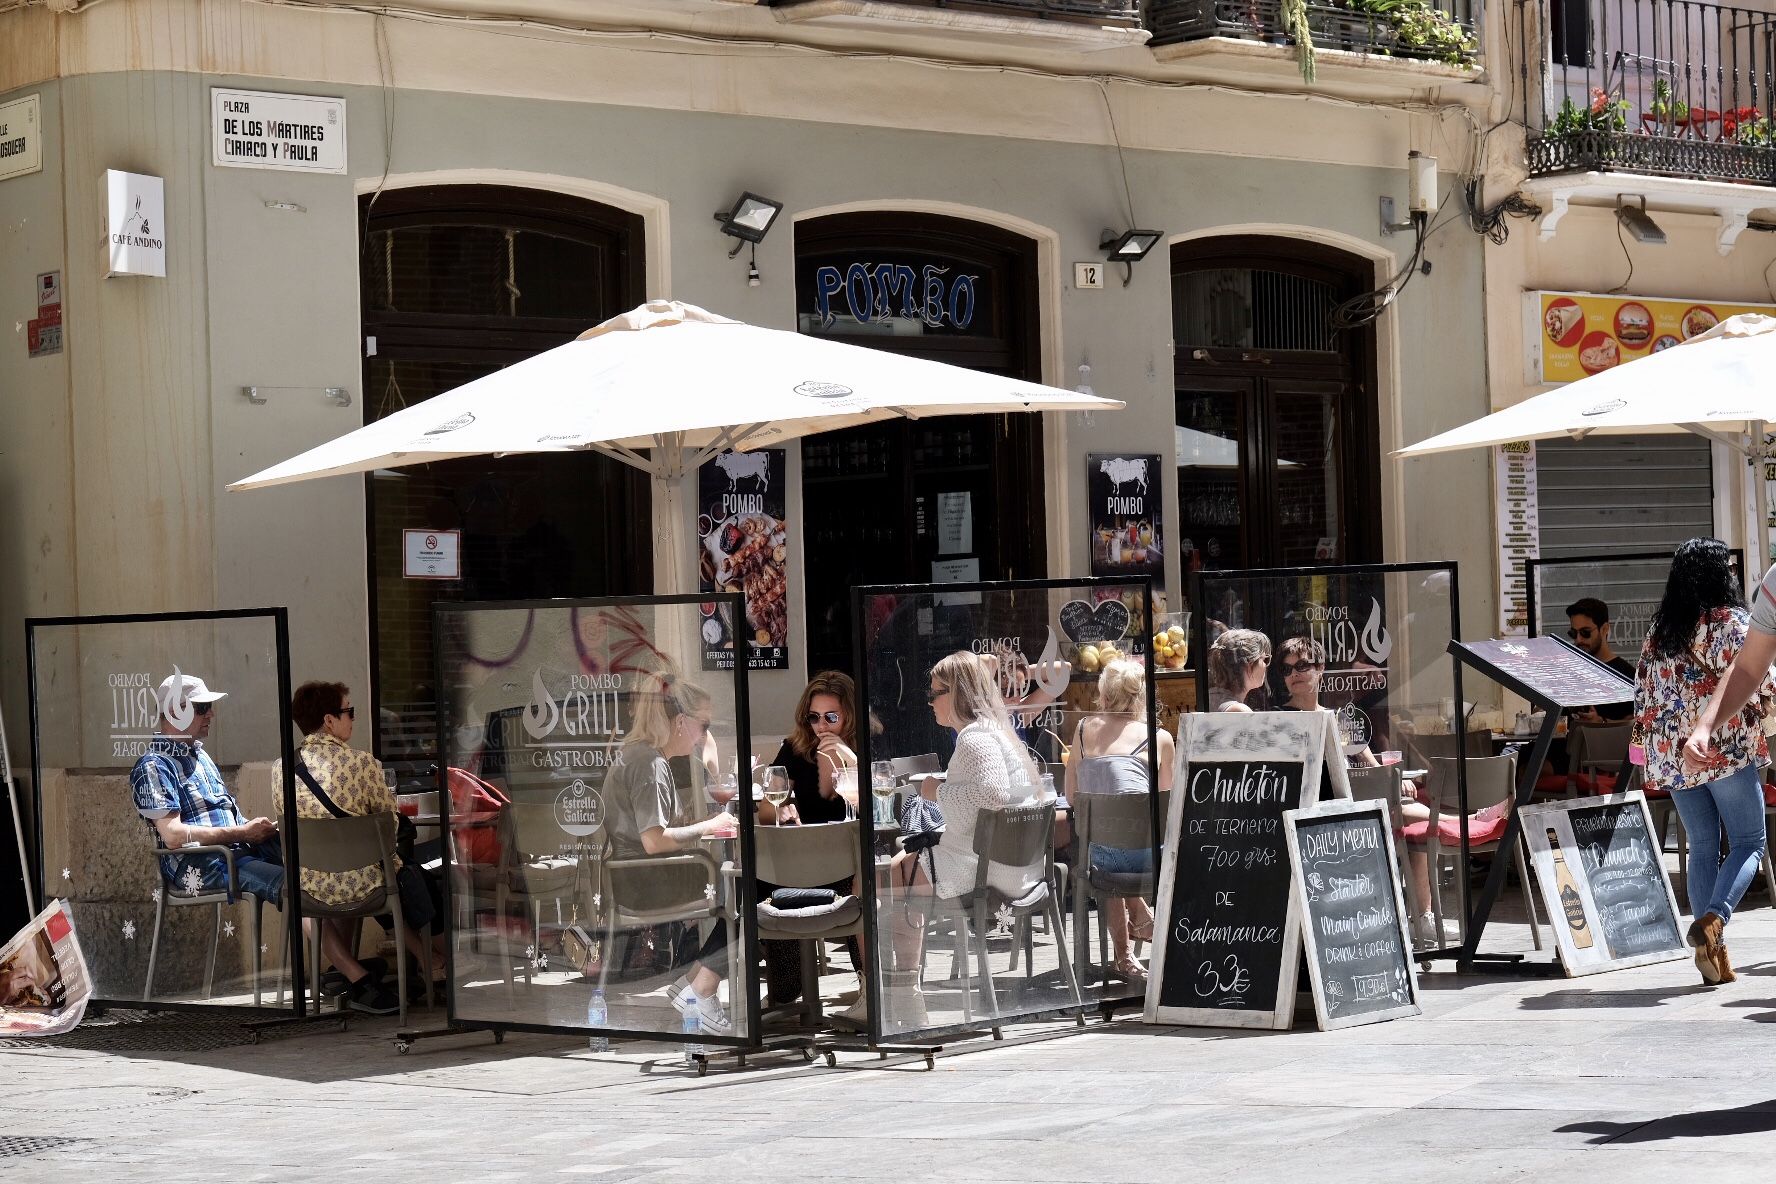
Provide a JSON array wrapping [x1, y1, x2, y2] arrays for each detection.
[[8, 910, 1776, 1182]]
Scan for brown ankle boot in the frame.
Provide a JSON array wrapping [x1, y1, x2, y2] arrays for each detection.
[[1713, 939, 1738, 984]]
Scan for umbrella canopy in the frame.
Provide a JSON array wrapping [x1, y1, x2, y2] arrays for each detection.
[[229, 300, 1123, 490], [1396, 313, 1776, 459]]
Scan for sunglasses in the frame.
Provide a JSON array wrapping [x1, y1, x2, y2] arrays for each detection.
[[1279, 660, 1323, 675], [191, 701, 213, 717], [332, 706, 355, 720], [805, 711, 842, 725], [1567, 626, 1597, 639], [926, 685, 950, 703]]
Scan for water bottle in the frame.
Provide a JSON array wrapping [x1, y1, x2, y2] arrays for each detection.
[[586, 989, 609, 1053], [681, 1008, 703, 1063]]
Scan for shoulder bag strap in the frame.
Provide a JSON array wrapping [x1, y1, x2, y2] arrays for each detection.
[[295, 759, 350, 819]]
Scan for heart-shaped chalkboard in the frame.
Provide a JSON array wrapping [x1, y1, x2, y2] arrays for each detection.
[[1058, 598, 1131, 645]]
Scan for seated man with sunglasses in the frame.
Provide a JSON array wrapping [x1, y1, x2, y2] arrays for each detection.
[[130, 672, 286, 907], [1566, 597, 1636, 724]]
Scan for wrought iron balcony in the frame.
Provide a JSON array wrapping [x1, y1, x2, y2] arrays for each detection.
[[1146, 0, 1480, 66], [1518, 0, 1776, 185]]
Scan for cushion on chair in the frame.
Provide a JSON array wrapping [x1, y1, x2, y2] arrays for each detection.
[[1571, 773, 1619, 795], [1763, 782, 1776, 808], [1533, 772, 1571, 795], [757, 894, 862, 936], [1400, 813, 1509, 846]]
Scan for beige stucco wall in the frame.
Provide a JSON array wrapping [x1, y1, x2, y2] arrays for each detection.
[[0, 0, 1498, 754]]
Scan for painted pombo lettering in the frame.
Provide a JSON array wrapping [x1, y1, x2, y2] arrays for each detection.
[[426, 411, 476, 435], [794, 381, 854, 400]]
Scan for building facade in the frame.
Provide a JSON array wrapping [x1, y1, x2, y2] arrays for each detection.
[[2, 0, 1678, 764]]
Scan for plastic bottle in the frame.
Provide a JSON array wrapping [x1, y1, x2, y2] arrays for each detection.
[[587, 989, 609, 1053], [681, 1008, 703, 1063]]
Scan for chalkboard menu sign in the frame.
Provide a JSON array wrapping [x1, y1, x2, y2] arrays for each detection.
[[1285, 800, 1421, 1030], [1147, 711, 1346, 1029], [1522, 792, 1685, 977], [1450, 636, 1634, 710]]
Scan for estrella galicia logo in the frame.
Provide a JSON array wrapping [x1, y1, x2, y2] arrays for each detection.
[[426, 411, 476, 436], [554, 778, 605, 837], [793, 381, 854, 400], [522, 669, 561, 740]]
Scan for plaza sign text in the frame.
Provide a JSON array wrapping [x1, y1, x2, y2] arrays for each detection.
[[211, 88, 347, 174]]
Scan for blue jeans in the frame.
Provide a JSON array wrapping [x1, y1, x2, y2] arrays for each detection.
[[197, 840, 286, 906], [1089, 843, 1154, 874], [1670, 762, 1766, 925]]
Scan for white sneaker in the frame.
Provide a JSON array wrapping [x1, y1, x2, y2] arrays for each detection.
[[832, 996, 869, 1027], [670, 986, 733, 1036], [1411, 912, 1458, 948]]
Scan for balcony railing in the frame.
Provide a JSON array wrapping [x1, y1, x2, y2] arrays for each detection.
[[768, 0, 1143, 24], [1147, 0, 1480, 66], [1518, 0, 1776, 184]]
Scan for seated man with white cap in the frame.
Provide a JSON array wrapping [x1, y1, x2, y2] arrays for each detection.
[[129, 671, 285, 905]]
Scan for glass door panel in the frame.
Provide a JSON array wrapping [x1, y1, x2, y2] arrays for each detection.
[[1270, 382, 1344, 566]]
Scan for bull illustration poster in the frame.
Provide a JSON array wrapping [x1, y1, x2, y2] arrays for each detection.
[[697, 449, 789, 671], [1088, 453, 1164, 581]]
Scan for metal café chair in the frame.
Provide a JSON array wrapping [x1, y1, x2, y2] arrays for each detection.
[[753, 820, 863, 1028], [1345, 764, 1426, 920], [494, 803, 589, 996], [1069, 790, 1161, 989], [144, 842, 273, 1003], [1418, 755, 1543, 950], [295, 811, 420, 1022]]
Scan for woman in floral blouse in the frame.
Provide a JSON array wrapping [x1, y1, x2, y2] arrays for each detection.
[[1632, 539, 1776, 985], [274, 681, 444, 1013]]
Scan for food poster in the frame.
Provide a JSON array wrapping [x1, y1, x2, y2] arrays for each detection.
[[1089, 454, 1164, 580], [697, 449, 788, 670], [1534, 291, 1776, 384]]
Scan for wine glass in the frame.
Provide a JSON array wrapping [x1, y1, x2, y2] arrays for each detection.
[[762, 765, 790, 825], [870, 761, 896, 826]]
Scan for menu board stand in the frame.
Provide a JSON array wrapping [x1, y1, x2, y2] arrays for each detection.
[[1145, 711, 1350, 1029], [1445, 635, 1636, 975]]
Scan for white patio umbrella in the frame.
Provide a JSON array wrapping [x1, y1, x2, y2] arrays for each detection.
[[1396, 312, 1776, 559], [229, 300, 1124, 589]]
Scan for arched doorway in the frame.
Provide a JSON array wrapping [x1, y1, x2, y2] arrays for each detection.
[[794, 212, 1044, 675], [359, 184, 650, 779], [1171, 236, 1382, 578]]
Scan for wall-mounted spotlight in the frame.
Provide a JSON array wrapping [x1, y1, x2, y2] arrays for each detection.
[[1100, 229, 1164, 286], [715, 192, 784, 258], [1616, 194, 1667, 245]]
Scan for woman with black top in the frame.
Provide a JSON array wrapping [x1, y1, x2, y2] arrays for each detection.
[[758, 671, 859, 1010]]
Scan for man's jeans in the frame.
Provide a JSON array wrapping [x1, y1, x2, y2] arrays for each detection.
[[1671, 761, 1766, 924], [197, 839, 286, 905]]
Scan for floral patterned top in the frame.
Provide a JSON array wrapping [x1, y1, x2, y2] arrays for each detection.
[[1632, 606, 1775, 793], [272, 732, 397, 906]]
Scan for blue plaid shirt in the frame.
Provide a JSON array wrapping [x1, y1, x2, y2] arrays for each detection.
[[130, 736, 244, 890]]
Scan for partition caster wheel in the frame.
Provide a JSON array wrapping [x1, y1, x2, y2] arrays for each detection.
[[801, 1047, 816, 1063], [924, 1053, 936, 1070], [493, 1030, 506, 1045], [394, 1041, 411, 1055], [695, 1058, 709, 1078], [824, 1052, 838, 1068]]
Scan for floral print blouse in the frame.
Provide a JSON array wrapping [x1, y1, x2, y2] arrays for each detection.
[[1632, 606, 1775, 793], [272, 732, 398, 906]]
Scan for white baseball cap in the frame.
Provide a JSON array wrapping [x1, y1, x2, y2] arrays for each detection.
[[157, 672, 228, 706]]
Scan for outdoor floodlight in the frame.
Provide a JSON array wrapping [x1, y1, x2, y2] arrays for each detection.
[[715, 192, 784, 257], [1616, 195, 1667, 245], [1100, 229, 1164, 261]]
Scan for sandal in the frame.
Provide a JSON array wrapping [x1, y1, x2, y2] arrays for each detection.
[[1111, 955, 1148, 987], [1129, 919, 1154, 944]]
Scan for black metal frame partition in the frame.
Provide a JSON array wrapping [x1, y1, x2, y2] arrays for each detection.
[[849, 576, 1159, 1049], [23, 608, 306, 1016], [1190, 561, 1469, 958], [1525, 549, 1745, 640], [431, 593, 762, 1054]]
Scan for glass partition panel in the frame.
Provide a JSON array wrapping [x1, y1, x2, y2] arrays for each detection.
[[855, 578, 1157, 1042], [1192, 565, 1470, 956], [436, 596, 755, 1044], [26, 611, 299, 1010], [1526, 549, 1743, 646]]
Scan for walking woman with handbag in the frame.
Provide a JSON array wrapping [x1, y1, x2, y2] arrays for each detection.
[[1635, 539, 1776, 984]]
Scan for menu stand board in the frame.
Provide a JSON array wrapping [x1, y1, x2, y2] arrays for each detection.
[[1520, 791, 1685, 977], [1145, 710, 1349, 1029], [1446, 634, 1638, 970], [1284, 799, 1421, 1031]]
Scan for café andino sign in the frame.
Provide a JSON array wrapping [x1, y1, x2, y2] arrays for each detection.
[[0, 94, 43, 184], [211, 88, 347, 174], [1528, 289, 1776, 385], [105, 170, 165, 279]]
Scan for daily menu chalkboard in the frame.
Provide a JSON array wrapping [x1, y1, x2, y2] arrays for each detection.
[[1286, 800, 1420, 1030], [1148, 711, 1341, 1029], [1522, 792, 1685, 977], [1451, 636, 1634, 710]]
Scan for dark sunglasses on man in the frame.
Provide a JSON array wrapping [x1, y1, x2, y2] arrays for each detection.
[[191, 701, 214, 717], [1567, 626, 1596, 640], [331, 706, 356, 720], [805, 711, 842, 725]]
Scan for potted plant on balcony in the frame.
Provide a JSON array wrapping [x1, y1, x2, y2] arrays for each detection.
[[1549, 87, 1629, 142], [1340, 0, 1474, 65], [1644, 78, 1689, 135]]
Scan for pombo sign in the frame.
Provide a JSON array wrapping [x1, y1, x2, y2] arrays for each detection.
[[105, 170, 166, 278]]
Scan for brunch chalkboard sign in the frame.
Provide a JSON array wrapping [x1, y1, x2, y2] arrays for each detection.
[[1147, 711, 1349, 1029], [1449, 636, 1633, 710], [1521, 792, 1685, 977], [1285, 799, 1421, 1030]]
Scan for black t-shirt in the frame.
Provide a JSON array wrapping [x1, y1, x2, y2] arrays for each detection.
[[1573, 655, 1636, 722], [770, 740, 849, 824]]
